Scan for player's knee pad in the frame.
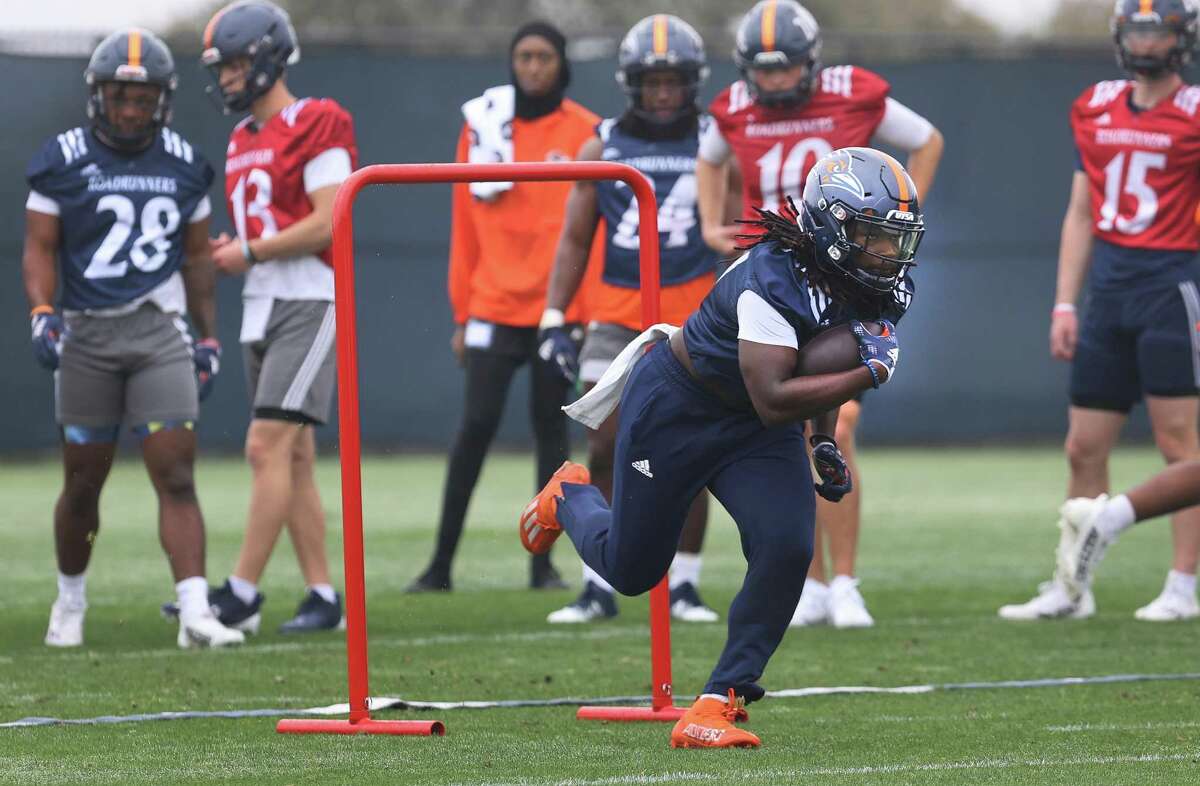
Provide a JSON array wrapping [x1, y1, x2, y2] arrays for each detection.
[[132, 420, 195, 440], [62, 424, 120, 445]]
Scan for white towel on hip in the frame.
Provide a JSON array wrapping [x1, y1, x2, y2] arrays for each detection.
[[563, 324, 680, 429], [462, 85, 515, 201]]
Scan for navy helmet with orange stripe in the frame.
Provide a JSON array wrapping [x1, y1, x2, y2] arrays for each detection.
[[85, 28, 177, 151], [616, 15, 709, 126], [200, 0, 300, 113], [1112, 0, 1200, 77], [734, 0, 821, 107], [800, 148, 923, 294]]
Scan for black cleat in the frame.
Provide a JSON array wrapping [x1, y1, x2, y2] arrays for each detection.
[[160, 580, 264, 634], [405, 568, 452, 593], [279, 590, 345, 633], [546, 581, 619, 623], [669, 581, 719, 623], [530, 556, 569, 590]]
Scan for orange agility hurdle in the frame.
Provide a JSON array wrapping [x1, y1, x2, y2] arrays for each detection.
[[276, 161, 682, 736]]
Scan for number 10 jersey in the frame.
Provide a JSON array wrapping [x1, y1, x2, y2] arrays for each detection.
[[26, 126, 214, 312]]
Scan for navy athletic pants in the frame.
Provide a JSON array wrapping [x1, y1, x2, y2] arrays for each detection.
[[558, 341, 815, 702]]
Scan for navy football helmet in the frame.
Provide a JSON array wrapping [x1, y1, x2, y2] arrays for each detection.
[[85, 29, 177, 150], [201, 0, 300, 113], [616, 15, 709, 125], [734, 0, 822, 107], [1112, 0, 1200, 77], [800, 147, 924, 294]]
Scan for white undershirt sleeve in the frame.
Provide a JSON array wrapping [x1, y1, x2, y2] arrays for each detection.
[[736, 290, 799, 349], [188, 195, 212, 224], [698, 121, 733, 165], [873, 97, 934, 152], [25, 190, 60, 216], [303, 147, 353, 193]]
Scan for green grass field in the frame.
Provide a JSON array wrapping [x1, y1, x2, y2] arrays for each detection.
[[2, 447, 1199, 785]]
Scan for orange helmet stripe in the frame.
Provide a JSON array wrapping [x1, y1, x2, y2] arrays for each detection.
[[128, 29, 142, 68], [880, 152, 913, 212], [203, 7, 228, 50], [1140, 0, 1154, 15], [761, 0, 778, 52], [653, 14, 669, 56]]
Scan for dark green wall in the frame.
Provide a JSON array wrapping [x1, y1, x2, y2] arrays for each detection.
[[0, 50, 1152, 453]]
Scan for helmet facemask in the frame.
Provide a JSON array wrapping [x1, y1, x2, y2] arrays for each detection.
[[202, 39, 287, 113], [87, 79, 171, 152], [741, 56, 818, 108], [620, 65, 702, 127]]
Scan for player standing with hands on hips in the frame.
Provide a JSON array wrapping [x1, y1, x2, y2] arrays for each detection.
[[164, 0, 358, 634], [1001, 0, 1200, 622], [696, 0, 943, 629], [520, 147, 923, 747], [26, 29, 241, 649]]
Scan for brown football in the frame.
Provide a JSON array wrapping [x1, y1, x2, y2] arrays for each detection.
[[795, 322, 883, 377]]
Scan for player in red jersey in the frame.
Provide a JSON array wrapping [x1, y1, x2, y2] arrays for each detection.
[[1001, 0, 1200, 623], [167, 0, 358, 634], [696, 0, 943, 629]]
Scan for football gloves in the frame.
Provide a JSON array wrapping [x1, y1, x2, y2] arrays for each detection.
[[538, 326, 580, 385], [193, 338, 222, 402], [31, 310, 65, 371], [852, 320, 899, 387], [810, 434, 852, 503]]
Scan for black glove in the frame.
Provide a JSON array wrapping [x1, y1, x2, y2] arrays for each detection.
[[537, 325, 580, 385], [193, 338, 222, 402], [810, 433, 852, 503], [31, 310, 65, 371]]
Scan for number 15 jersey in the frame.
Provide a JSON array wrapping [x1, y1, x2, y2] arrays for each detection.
[[1072, 80, 1200, 287], [223, 97, 357, 301]]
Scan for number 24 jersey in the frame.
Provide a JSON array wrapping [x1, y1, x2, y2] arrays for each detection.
[[223, 97, 357, 300]]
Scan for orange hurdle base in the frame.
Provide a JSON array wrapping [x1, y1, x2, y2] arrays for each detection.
[[576, 705, 686, 723], [276, 718, 445, 736]]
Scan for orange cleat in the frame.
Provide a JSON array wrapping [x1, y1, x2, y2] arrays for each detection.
[[519, 461, 590, 555], [670, 690, 761, 749]]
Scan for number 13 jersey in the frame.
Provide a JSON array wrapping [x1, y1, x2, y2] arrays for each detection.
[[224, 97, 357, 301]]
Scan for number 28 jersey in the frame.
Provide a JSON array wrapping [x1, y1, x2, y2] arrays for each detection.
[[709, 65, 889, 219], [26, 126, 214, 312], [224, 97, 357, 301]]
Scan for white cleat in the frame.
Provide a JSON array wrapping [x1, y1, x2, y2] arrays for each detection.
[[829, 577, 874, 629], [177, 611, 246, 649], [546, 582, 618, 624], [790, 580, 830, 627], [45, 600, 86, 647], [998, 580, 1095, 621], [1135, 582, 1200, 622], [1057, 495, 1112, 602]]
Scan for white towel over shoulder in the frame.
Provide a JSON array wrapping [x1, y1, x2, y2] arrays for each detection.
[[563, 324, 680, 429], [462, 85, 515, 201]]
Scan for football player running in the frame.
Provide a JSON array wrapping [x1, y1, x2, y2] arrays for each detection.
[[695, 0, 942, 629], [25, 30, 241, 649], [540, 15, 723, 626], [519, 147, 921, 747], [1001, 0, 1200, 623], [181, 0, 357, 634]]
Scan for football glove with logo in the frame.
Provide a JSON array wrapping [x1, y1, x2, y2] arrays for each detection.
[[852, 320, 898, 387], [193, 337, 222, 402], [810, 434, 852, 502], [31, 310, 64, 371], [538, 326, 580, 385]]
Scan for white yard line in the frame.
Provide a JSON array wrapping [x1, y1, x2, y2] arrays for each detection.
[[1047, 720, 1200, 732], [447, 754, 1198, 786]]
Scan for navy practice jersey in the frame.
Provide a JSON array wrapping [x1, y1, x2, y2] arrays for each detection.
[[682, 242, 913, 409], [26, 126, 214, 310], [595, 117, 717, 287]]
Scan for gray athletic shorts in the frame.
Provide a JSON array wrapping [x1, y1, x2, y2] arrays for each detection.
[[579, 322, 640, 384], [56, 304, 197, 429], [243, 299, 337, 425]]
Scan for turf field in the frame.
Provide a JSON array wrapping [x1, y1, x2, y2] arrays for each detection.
[[2, 447, 1198, 785]]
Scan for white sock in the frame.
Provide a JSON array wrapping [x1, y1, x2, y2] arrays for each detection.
[[803, 579, 829, 596], [581, 564, 615, 595], [669, 552, 702, 590], [176, 576, 209, 620], [829, 574, 857, 593], [1167, 569, 1197, 597], [309, 584, 337, 604], [700, 693, 728, 703], [1095, 494, 1137, 540], [56, 571, 86, 608], [228, 575, 259, 605]]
